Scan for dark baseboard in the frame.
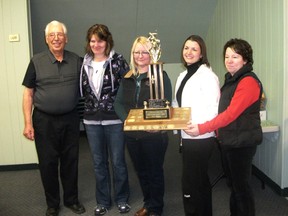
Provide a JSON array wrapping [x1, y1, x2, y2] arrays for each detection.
[[0, 163, 39, 172], [253, 165, 288, 197]]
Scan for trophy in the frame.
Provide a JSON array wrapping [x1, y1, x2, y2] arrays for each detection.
[[143, 32, 170, 120], [123, 33, 191, 131]]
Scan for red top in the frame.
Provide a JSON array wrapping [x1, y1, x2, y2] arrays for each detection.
[[198, 76, 261, 135]]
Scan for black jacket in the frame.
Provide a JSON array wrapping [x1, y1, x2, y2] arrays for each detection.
[[114, 70, 172, 139]]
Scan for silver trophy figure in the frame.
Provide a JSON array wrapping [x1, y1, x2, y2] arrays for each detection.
[[144, 33, 170, 119], [148, 32, 161, 63]]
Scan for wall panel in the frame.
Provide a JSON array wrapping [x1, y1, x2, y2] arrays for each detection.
[[206, 0, 285, 188], [0, 0, 38, 165], [283, 0, 288, 188], [29, 0, 217, 63]]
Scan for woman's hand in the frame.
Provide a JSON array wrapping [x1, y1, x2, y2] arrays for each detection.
[[183, 121, 200, 136]]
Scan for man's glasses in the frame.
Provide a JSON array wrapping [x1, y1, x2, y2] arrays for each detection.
[[48, 32, 65, 39]]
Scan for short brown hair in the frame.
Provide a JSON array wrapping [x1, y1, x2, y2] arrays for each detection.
[[223, 38, 253, 65], [85, 24, 114, 57]]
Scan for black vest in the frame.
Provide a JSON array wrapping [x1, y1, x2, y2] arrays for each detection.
[[122, 75, 150, 110], [218, 64, 263, 148], [121, 71, 170, 139]]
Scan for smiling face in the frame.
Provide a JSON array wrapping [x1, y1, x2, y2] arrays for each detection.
[[89, 34, 107, 59], [182, 40, 202, 66], [133, 43, 151, 73], [224, 47, 247, 76], [45, 23, 67, 55]]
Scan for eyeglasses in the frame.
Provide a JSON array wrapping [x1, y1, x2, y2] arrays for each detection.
[[48, 32, 65, 39], [133, 51, 150, 56]]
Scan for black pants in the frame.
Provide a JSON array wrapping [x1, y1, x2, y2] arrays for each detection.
[[126, 133, 168, 215], [33, 108, 80, 208], [181, 137, 216, 216], [221, 146, 257, 216]]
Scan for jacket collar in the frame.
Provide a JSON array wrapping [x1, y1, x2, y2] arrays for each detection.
[[83, 49, 115, 67], [224, 63, 253, 84]]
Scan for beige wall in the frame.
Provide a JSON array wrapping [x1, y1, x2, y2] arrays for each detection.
[[206, 0, 286, 188], [283, 0, 288, 189], [0, 0, 38, 165]]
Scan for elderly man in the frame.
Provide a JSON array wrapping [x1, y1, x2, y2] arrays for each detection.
[[22, 20, 85, 216]]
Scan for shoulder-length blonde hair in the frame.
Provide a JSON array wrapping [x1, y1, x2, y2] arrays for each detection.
[[130, 36, 151, 76]]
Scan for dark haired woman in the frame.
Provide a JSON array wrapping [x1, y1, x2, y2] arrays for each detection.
[[80, 24, 130, 215], [187, 38, 263, 216], [173, 35, 220, 216]]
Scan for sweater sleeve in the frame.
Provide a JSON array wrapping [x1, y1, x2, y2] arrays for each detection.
[[114, 82, 128, 122], [119, 57, 130, 77], [198, 76, 261, 134]]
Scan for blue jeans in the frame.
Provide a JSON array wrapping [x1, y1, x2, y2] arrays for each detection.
[[85, 123, 129, 208], [126, 132, 168, 215]]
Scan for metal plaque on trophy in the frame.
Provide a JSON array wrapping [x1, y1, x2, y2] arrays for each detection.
[[124, 32, 191, 131]]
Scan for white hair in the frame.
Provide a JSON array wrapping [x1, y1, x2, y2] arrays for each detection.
[[44, 20, 67, 36]]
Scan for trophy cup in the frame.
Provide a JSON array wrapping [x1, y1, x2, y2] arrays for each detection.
[[143, 32, 170, 120], [123, 33, 190, 131]]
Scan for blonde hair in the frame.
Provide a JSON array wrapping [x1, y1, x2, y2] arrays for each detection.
[[130, 36, 151, 76]]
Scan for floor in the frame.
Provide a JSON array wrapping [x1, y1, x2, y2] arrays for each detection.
[[1, 132, 288, 216]]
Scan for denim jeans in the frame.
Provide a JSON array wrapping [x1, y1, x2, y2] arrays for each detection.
[[85, 123, 129, 208], [126, 132, 168, 215]]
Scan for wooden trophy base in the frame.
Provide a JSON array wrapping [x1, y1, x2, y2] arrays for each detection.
[[124, 107, 191, 131]]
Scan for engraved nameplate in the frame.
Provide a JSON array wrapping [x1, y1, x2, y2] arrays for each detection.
[[143, 108, 170, 120], [124, 107, 191, 131]]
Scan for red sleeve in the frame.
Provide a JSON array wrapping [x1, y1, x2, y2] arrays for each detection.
[[198, 76, 261, 134]]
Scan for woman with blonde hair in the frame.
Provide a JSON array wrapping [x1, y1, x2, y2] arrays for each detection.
[[115, 36, 172, 216]]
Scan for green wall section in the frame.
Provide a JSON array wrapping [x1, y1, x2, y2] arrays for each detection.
[[206, 0, 286, 188], [0, 0, 38, 165]]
